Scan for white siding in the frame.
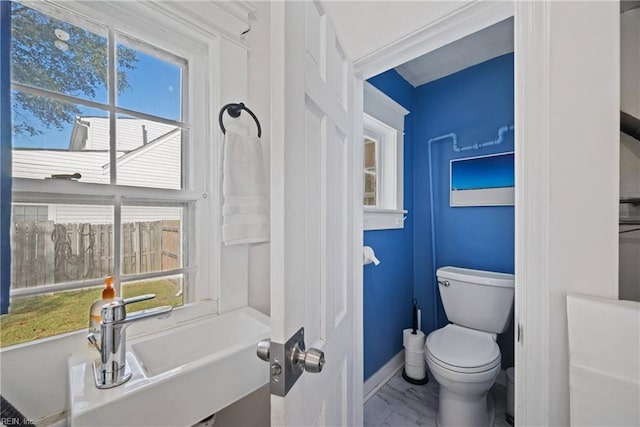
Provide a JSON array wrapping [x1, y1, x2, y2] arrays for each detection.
[[49, 205, 181, 224], [12, 150, 110, 184], [121, 206, 182, 222], [117, 132, 182, 189], [50, 204, 113, 224], [13, 119, 182, 189], [83, 117, 110, 150], [83, 117, 177, 151]]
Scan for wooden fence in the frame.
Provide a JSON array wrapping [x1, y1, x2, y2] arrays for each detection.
[[11, 221, 179, 290]]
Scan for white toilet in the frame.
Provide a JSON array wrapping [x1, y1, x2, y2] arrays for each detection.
[[425, 266, 515, 427]]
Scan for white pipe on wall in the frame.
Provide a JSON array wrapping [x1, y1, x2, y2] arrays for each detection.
[[453, 124, 515, 152]]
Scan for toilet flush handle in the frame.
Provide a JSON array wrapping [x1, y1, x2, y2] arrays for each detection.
[[438, 279, 450, 287]]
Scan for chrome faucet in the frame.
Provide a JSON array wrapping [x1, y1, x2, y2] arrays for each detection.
[[87, 294, 173, 389]]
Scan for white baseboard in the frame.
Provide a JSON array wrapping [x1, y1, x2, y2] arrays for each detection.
[[364, 350, 404, 402]]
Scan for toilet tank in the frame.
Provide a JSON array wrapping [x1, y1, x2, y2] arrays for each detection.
[[437, 266, 515, 333]]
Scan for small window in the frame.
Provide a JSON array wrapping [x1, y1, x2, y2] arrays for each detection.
[[363, 116, 395, 211], [362, 82, 409, 230], [363, 137, 378, 207], [1, 1, 207, 347], [12, 205, 48, 222]]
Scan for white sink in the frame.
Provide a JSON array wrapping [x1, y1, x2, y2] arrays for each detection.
[[68, 307, 270, 427]]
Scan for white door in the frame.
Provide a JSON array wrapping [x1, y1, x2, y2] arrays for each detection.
[[269, 1, 359, 425]]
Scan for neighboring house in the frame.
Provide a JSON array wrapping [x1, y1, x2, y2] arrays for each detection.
[[13, 116, 182, 223]]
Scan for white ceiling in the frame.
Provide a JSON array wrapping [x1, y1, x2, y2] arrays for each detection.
[[324, 2, 513, 87], [394, 17, 514, 87], [324, 1, 466, 62]]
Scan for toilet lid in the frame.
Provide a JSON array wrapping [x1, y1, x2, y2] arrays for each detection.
[[426, 324, 500, 370]]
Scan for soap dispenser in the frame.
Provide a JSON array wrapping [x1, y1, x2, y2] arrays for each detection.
[[88, 276, 117, 342]]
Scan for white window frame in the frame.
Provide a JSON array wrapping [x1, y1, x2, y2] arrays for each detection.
[[363, 81, 409, 231], [7, 0, 220, 344]]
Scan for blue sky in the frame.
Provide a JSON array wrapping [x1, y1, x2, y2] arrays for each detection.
[[12, 48, 182, 149]]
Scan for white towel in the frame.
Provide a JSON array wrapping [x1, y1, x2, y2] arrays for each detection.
[[222, 131, 270, 245]]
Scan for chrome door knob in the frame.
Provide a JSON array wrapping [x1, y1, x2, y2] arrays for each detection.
[[302, 347, 325, 373], [262, 328, 324, 397], [256, 339, 271, 362], [290, 341, 325, 374]]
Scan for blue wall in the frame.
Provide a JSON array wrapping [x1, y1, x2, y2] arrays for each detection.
[[363, 54, 515, 380], [413, 53, 515, 368], [364, 70, 414, 380]]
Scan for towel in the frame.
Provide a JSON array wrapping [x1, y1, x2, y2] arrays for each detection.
[[222, 131, 270, 245]]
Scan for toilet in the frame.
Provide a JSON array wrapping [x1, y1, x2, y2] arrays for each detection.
[[425, 266, 514, 427]]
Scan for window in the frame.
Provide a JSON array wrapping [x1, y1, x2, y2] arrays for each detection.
[[363, 136, 378, 207], [12, 205, 48, 222], [1, 2, 213, 347], [363, 82, 409, 230]]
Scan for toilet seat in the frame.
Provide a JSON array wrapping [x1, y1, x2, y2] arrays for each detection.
[[427, 350, 500, 374], [426, 324, 500, 374]]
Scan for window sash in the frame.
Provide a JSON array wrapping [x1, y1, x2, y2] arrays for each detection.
[[8, 2, 198, 303], [10, 181, 200, 297], [364, 113, 400, 211], [12, 82, 190, 131], [363, 131, 382, 208], [4, 0, 220, 337], [10, 1, 191, 188]]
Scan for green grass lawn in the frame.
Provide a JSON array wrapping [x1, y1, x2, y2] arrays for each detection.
[[0, 279, 183, 348]]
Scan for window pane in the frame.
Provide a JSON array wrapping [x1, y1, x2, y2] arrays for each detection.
[[1, 286, 104, 347], [0, 274, 182, 348], [121, 206, 182, 276], [364, 173, 377, 207], [121, 275, 184, 312], [364, 137, 377, 169], [12, 204, 48, 222], [12, 90, 111, 184], [10, 3, 109, 103], [364, 138, 377, 206], [116, 35, 183, 121], [116, 115, 182, 189], [11, 203, 114, 288]]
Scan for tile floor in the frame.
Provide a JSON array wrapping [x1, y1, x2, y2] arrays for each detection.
[[364, 370, 511, 427]]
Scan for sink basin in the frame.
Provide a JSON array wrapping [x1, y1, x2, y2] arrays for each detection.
[[131, 307, 268, 376], [68, 307, 270, 427]]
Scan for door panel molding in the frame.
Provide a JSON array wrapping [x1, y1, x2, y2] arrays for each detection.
[[270, 1, 357, 425]]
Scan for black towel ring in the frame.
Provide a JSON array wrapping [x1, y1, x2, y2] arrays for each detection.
[[218, 102, 262, 138]]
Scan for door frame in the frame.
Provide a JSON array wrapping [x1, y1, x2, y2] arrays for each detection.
[[352, 2, 552, 425]]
